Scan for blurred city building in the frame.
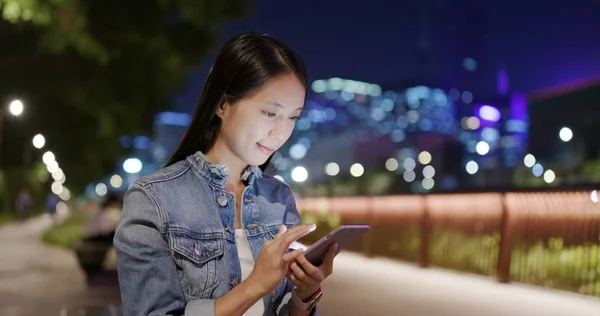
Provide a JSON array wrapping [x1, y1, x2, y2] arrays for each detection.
[[526, 78, 600, 186]]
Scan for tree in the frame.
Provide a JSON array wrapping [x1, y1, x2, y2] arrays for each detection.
[[0, 0, 251, 191]]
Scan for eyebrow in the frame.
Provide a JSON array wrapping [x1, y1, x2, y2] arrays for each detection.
[[268, 102, 304, 111]]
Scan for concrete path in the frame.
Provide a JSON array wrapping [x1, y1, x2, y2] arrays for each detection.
[[0, 214, 120, 316], [319, 252, 600, 315]]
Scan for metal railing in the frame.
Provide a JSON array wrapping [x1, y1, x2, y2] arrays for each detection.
[[296, 190, 600, 297]]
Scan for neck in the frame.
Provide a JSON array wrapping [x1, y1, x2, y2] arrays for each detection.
[[205, 142, 247, 187]]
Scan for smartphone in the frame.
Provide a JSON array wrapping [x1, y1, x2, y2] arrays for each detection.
[[303, 224, 370, 266]]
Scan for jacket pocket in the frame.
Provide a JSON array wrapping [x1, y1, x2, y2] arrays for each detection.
[[170, 229, 224, 299]]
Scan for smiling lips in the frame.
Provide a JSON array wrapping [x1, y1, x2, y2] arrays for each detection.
[[257, 143, 275, 154]]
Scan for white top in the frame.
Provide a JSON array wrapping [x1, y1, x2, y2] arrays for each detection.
[[235, 229, 265, 316]]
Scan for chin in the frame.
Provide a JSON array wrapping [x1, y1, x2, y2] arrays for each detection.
[[248, 156, 270, 167], [239, 153, 268, 168]]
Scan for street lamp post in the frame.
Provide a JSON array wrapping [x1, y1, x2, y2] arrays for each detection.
[[0, 99, 24, 167]]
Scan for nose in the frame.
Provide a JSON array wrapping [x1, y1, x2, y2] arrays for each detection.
[[269, 117, 289, 141]]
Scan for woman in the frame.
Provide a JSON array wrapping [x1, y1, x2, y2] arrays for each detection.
[[114, 32, 337, 316]]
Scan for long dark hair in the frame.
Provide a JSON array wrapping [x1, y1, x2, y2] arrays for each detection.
[[166, 32, 308, 172]]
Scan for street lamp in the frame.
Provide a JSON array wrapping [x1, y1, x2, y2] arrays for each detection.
[[9, 99, 24, 116], [32, 134, 45, 149], [559, 127, 573, 142], [1, 100, 26, 165]]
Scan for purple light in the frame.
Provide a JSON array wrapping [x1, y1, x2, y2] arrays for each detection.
[[510, 92, 527, 120], [478, 105, 501, 122], [497, 67, 509, 96]]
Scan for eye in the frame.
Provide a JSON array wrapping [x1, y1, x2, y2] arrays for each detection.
[[290, 115, 300, 120], [262, 111, 276, 117]]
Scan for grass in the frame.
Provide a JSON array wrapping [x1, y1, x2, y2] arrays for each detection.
[[0, 212, 18, 225], [42, 211, 88, 248]]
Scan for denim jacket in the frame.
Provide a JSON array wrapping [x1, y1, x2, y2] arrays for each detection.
[[114, 152, 318, 316]]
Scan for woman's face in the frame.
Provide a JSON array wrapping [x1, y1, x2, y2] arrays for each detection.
[[216, 73, 306, 168]]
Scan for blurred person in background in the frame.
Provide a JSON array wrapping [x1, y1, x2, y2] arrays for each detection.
[[45, 192, 59, 223], [86, 192, 122, 241], [114, 32, 336, 316], [75, 192, 123, 281], [15, 188, 33, 221]]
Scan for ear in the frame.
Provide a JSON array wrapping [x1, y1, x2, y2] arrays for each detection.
[[216, 99, 229, 118]]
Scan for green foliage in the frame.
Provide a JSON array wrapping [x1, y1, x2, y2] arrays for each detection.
[[429, 228, 500, 276], [41, 209, 87, 248], [510, 240, 600, 296], [0, 0, 252, 191], [0, 211, 17, 224], [580, 159, 600, 183]]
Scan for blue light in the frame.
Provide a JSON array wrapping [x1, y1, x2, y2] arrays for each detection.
[[419, 119, 433, 131], [134, 136, 150, 149], [340, 90, 354, 101], [324, 90, 338, 100], [348, 103, 360, 115], [481, 127, 500, 143], [381, 99, 395, 112], [308, 109, 324, 123], [156, 112, 192, 126], [459, 131, 473, 143], [506, 119, 528, 133], [296, 118, 311, 131], [325, 108, 336, 120], [396, 116, 409, 129], [381, 121, 396, 134], [478, 105, 501, 122], [383, 91, 398, 102], [371, 108, 386, 121], [532, 163, 544, 177], [298, 137, 311, 149], [440, 176, 458, 190], [467, 140, 477, 153], [289, 144, 307, 160], [391, 129, 405, 142], [432, 89, 448, 106], [120, 135, 132, 148], [463, 57, 478, 71]]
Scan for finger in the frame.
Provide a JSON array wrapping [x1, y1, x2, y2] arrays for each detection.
[[273, 224, 308, 242], [287, 271, 311, 287], [321, 243, 338, 274], [289, 261, 307, 280], [274, 224, 287, 239], [278, 224, 316, 251], [282, 248, 304, 262], [296, 254, 321, 277], [275, 224, 310, 237]]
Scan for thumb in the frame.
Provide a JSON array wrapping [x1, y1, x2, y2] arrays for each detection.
[[274, 224, 287, 239], [282, 248, 304, 263]]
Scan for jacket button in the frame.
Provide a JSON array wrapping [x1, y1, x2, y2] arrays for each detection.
[[193, 242, 201, 256], [217, 195, 228, 207]]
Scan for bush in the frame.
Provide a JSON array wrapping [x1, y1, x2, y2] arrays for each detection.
[[42, 211, 88, 248]]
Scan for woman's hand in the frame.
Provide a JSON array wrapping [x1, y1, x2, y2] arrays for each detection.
[[286, 243, 338, 300], [247, 224, 315, 296]]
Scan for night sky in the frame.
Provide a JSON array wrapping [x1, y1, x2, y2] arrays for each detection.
[[174, 0, 600, 113]]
